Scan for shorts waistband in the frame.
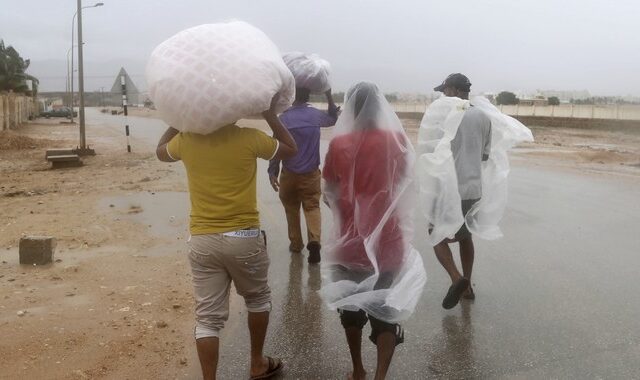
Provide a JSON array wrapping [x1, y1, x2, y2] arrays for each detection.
[[222, 229, 261, 238]]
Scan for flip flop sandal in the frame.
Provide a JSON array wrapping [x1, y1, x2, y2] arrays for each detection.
[[250, 356, 283, 380], [442, 278, 470, 309]]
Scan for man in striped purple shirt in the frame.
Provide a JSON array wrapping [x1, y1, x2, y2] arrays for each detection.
[[268, 88, 339, 263]]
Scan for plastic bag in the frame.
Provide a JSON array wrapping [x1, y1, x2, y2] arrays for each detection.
[[146, 21, 294, 134], [320, 82, 426, 323], [416, 96, 533, 245], [282, 52, 331, 93]]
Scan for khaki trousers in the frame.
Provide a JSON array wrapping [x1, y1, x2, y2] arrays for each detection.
[[278, 169, 321, 252]]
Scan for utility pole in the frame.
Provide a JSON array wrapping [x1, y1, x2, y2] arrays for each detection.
[[74, 1, 103, 155], [70, 2, 103, 128], [76, 0, 90, 154]]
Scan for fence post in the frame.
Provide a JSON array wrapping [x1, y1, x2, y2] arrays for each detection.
[[0, 95, 4, 130], [0, 94, 4, 130], [571, 104, 574, 118], [591, 105, 595, 119], [8, 93, 15, 129], [3, 95, 8, 130]]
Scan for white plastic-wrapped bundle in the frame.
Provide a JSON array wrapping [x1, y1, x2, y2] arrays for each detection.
[[146, 21, 294, 134], [282, 52, 331, 93], [416, 96, 534, 245], [320, 82, 426, 323]]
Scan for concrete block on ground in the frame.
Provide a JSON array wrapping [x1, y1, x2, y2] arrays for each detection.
[[45, 149, 75, 159], [47, 154, 83, 169], [19, 236, 56, 265]]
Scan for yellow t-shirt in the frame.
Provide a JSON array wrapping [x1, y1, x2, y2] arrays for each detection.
[[167, 124, 278, 235]]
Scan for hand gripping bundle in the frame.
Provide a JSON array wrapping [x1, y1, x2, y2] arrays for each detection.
[[282, 52, 331, 93], [146, 21, 295, 134]]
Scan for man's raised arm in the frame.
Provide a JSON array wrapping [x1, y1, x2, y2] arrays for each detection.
[[156, 127, 180, 162], [262, 95, 298, 160]]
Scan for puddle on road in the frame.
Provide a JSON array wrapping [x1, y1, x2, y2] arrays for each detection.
[[99, 191, 190, 239]]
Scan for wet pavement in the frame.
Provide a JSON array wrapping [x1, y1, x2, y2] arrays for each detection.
[[87, 109, 640, 379]]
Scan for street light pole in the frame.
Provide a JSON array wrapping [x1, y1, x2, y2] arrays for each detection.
[[70, 15, 75, 123], [77, 0, 87, 152], [73, 1, 103, 155], [66, 46, 75, 112]]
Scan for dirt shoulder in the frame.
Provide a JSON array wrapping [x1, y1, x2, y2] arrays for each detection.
[[515, 125, 640, 176], [0, 119, 195, 379]]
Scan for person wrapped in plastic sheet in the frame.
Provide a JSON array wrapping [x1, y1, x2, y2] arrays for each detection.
[[417, 73, 533, 310], [321, 82, 426, 380]]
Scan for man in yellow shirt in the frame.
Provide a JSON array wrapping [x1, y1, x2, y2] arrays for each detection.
[[156, 95, 297, 380]]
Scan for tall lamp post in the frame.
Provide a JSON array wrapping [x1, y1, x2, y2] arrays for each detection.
[[72, 1, 103, 155], [66, 45, 77, 112]]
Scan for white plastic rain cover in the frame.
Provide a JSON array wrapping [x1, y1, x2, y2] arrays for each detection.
[[146, 21, 294, 134], [320, 82, 426, 323], [416, 96, 533, 245], [282, 52, 331, 93]]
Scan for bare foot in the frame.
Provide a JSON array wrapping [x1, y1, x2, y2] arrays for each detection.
[[250, 356, 283, 379], [462, 285, 475, 300]]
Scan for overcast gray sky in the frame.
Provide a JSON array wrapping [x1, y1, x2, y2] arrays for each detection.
[[2, 0, 639, 96]]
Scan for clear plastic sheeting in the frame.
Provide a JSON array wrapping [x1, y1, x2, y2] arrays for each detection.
[[416, 96, 534, 245], [320, 82, 426, 323], [146, 21, 294, 134], [282, 52, 331, 93]]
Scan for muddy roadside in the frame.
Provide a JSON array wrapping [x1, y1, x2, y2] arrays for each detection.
[[0, 119, 195, 379]]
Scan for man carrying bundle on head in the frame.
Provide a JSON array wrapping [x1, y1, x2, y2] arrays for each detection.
[[268, 52, 339, 264], [150, 21, 300, 380]]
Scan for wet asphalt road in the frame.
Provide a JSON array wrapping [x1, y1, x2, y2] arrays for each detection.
[[89, 110, 640, 379]]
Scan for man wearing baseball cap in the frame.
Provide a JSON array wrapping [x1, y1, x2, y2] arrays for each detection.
[[432, 73, 492, 309]]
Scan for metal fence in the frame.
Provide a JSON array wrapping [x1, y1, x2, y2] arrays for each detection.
[[1, 92, 38, 130]]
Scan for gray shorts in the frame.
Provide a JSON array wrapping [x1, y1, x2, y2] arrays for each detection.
[[188, 230, 271, 339], [455, 198, 480, 240]]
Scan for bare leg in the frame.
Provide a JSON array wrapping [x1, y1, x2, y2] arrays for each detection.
[[248, 311, 270, 377], [434, 241, 462, 283], [374, 332, 396, 380], [458, 236, 475, 282], [345, 327, 367, 380], [459, 236, 475, 298], [196, 337, 219, 380]]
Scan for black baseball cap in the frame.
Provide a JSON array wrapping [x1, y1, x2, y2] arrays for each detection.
[[434, 73, 471, 92]]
